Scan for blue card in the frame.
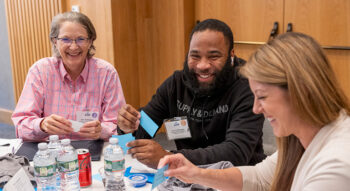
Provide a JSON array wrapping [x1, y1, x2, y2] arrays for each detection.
[[112, 133, 136, 153], [140, 110, 158, 137], [152, 164, 169, 190]]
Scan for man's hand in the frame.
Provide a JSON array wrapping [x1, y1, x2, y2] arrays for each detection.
[[78, 120, 102, 140], [117, 104, 141, 134], [127, 139, 172, 169], [40, 114, 73, 135]]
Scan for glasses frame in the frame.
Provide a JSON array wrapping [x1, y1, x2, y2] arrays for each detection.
[[56, 37, 91, 46]]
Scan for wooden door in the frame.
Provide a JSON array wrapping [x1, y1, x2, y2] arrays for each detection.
[[285, 0, 350, 47], [135, 0, 195, 107], [195, 0, 284, 43]]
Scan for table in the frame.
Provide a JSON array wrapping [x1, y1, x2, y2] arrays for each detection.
[[86, 154, 155, 190], [0, 139, 158, 191]]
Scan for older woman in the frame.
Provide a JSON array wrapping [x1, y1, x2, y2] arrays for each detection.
[[12, 12, 126, 141], [158, 32, 350, 191]]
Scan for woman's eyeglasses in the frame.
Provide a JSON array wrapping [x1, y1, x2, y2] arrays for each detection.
[[56, 37, 90, 46]]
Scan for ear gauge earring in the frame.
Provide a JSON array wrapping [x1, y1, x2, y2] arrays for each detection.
[[231, 57, 234, 66]]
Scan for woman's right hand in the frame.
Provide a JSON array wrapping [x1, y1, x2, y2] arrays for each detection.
[[40, 114, 73, 135], [117, 104, 141, 133], [158, 153, 202, 184]]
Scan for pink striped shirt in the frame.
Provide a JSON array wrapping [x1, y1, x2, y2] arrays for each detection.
[[12, 57, 126, 141]]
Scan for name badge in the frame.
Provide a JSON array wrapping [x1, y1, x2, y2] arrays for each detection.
[[164, 116, 191, 140], [76, 111, 99, 123]]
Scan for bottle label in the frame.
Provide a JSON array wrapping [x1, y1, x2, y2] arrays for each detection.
[[104, 159, 125, 172], [34, 164, 56, 177], [58, 159, 79, 172]]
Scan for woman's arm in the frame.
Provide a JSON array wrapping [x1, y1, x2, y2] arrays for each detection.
[[158, 153, 243, 191]]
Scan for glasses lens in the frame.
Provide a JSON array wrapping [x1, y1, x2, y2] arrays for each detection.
[[61, 38, 72, 44], [76, 38, 87, 46]]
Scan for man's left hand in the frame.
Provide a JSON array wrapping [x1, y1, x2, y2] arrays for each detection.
[[127, 139, 172, 169]]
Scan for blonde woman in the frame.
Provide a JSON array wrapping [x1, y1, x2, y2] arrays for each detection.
[[158, 32, 350, 191]]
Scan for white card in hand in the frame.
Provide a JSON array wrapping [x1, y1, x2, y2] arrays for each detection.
[[69, 120, 84, 132]]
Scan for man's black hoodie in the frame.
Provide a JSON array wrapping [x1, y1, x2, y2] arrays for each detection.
[[122, 57, 266, 165]]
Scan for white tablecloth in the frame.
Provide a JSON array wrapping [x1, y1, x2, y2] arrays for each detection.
[[0, 139, 157, 191], [85, 154, 155, 190]]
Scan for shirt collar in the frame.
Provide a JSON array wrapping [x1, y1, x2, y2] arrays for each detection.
[[58, 58, 89, 83]]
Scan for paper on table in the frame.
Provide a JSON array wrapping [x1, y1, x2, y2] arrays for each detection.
[[124, 154, 157, 174], [129, 159, 157, 174], [0, 139, 22, 156], [69, 119, 84, 132], [3, 167, 35, 191]]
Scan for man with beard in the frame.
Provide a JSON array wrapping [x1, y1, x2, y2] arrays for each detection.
[[117, 19, 266, 169]]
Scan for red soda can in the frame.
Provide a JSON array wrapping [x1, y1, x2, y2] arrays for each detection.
[[77, 149, 92, 187]]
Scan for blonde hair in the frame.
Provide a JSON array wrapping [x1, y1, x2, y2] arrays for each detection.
[[49, 11, 96, 58], [240, 32, 350, 191]]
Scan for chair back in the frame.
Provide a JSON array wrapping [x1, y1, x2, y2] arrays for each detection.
[[0, 108, 14, 126]]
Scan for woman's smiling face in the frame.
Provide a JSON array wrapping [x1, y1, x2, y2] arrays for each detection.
[[249, 79, 303, 138], [54, 21, 91, 70]]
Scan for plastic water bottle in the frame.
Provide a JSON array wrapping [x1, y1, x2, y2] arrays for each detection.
[[104, 137, 125, 191], [33, 142, 57, 191], [48, 135, 62, 189], [48, 135, 61, 159], [57, 139, 80, 191]]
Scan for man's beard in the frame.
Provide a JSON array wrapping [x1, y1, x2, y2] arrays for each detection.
[[184, 56, 233, 95]]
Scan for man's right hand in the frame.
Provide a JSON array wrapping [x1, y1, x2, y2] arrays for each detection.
[[117, 104, 141, 134], [40, 114, 73, 135]]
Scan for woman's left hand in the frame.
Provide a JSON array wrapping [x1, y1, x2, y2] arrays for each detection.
[[78, 120, 102, 139]]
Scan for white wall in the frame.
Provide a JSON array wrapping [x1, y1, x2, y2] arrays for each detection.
[[0, 1, 16, 138]]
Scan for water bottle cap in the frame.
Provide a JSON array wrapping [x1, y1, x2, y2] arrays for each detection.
[[38, 142, 48, 150], [61, 139, 71, 145], [49, 135, 59, 141], [109, 137, 118, 144]]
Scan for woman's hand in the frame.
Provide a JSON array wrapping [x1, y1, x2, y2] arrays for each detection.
[[78, 120, 102, 139], [158, 153, 202, 184], [40, 114, 73, 135]]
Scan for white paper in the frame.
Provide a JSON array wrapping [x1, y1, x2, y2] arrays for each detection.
[[69, 120, 84, 132], [128, 157, 157, 174], [0, 139, 22, 156], [3, 167, 35, 191]]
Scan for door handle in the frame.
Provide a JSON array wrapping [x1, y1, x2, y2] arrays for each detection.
[[286, 23, 293, 32], [268, 21, 279, 41]]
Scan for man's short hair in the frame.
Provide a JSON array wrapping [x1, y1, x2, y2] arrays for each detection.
[[189, 19, 234, 52]]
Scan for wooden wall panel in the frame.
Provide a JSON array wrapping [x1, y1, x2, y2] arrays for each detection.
[[285, 0, 350, 47], [65, 0, 114, 65], [135, 0, 195, 107], [195, 0, 283, 43], [111, 0, 140, 108], [234, 44, 261, 61], [4, 0, 63, 102], [326, 50, 350, 99]]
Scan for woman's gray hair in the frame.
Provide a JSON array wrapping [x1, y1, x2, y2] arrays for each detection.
[[49, 11, 96, 58]]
